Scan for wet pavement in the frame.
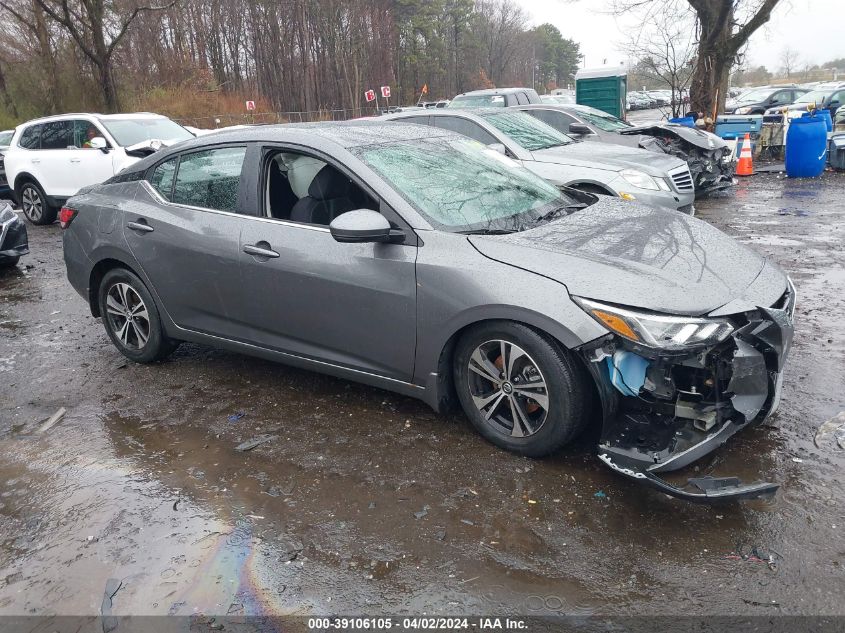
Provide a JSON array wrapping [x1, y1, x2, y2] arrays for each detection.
[[1, 173, 844, 621]]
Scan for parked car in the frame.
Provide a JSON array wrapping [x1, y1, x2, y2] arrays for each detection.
[[448, 88, 541, 108], [645, 91, 670, 107], [0, 129, 13, 199], [0, 202, 28, 268], [517, 104, 734, 196], [4, 112, 194, 225], [724, 85, 809, 114], [422, 100, 450, 108], [763, 87, 845, 122], [383, 108, 695, 213], [61, 121, 795, 501]]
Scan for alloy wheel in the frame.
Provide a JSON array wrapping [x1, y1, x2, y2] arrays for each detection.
[[105, 282, 151, 350], [21, 186, 43, 222], [466, 339, 550, 438]]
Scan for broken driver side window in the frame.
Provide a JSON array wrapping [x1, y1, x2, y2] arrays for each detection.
[[264, 150, 377, 226]]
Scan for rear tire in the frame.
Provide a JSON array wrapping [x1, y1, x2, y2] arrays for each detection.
[[0, 256, 20, 268], [453, 321, 589, 457], [98, 268, 178, 363], [18, 180, 57, 225]]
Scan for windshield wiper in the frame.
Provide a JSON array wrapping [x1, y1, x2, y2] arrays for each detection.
[[456, 228, 518, 235], [532, 202, 588, 224]]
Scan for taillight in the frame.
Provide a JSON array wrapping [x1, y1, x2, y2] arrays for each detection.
[[59, 206, 78, 229]]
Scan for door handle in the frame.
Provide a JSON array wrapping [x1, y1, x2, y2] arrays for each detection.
[[70, 158, 81, 163], [31, 159, 40, 164], [243, 243, 280, 259], [127, 221, 154, 233]]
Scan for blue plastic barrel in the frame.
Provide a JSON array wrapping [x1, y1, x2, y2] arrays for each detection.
[[802, 109, 833, 132], [786, 116, 828, 178], [669, 116, 695, 127]]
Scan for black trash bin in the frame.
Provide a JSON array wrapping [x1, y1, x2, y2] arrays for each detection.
[[830, 134, 845, 171]]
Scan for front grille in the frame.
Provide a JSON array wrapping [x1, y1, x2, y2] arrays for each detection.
[[669, 165, 694, 192]]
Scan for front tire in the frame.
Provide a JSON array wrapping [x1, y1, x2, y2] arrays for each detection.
[[98, 268, 178, 363], [0, 256, 20, 268], [453, 321, 589, 457], [18, 181, 57, 225]]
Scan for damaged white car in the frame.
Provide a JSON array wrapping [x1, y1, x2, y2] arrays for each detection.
[[518, 104, 735, 196], [4, 112, 194, 225]]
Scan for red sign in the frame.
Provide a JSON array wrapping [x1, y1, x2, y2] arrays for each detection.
[[245, 100, 256, 111], [381, 86, 391, 98], [364, 89, 376, 102]]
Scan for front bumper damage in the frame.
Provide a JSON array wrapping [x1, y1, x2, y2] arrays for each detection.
[[0, 203, 29, 262], [582, 286, 795, 502], [622, 125, 735, 197]]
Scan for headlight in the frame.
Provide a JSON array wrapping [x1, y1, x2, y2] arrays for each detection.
[[734, 106, 752, 114], [620, 169, 660, 191], [574, 297, 734, 350]]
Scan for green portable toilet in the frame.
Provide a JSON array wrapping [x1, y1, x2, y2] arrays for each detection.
[[575, 67, 628, 119]]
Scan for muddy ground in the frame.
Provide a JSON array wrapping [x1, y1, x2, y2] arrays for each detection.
[[1, 173, 844, 625]]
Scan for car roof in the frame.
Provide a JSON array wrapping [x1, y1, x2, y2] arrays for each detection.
[[16, 112, 172, 126], [386, 108, 509, 121], [453, 88, 535, 97], [162, 120, 456, 152]]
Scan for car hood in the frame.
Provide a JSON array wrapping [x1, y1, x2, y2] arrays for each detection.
[[620, 123, 729, 151], [468, 197, 785, 316], [531, 141, 685, 177]]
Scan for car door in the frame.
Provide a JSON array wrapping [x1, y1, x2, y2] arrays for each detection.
[[237, 147, 417, 381], [124, 144, 251, 339], [65, 120, 118, 192], [37, 121, 76, 197]]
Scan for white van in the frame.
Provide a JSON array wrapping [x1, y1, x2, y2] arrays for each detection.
[[4, 112, 193, 224]]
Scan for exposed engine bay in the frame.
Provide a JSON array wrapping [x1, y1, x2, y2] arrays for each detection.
[[581, 287, 795, 502], [621, 124, 735, 197]]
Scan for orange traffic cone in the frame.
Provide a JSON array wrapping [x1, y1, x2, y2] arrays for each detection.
[[736, 132, 754, 176]]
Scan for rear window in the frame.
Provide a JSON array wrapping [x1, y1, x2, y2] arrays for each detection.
[[19, 125, 42, 150], [449, 95, 506, 108]]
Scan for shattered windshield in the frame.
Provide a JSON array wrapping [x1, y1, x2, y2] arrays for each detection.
[[0, 131, 12, 146], [357, 138, 577, 233], [575, 107, 633, 131], [482, 111, 573, 151]]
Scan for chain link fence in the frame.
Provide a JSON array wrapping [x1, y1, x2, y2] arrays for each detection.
[[174, 107, 382, 129]]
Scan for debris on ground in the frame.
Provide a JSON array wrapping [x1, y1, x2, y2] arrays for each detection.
[[814, 412, 845, 449], [101, 578, 122, 632], [594, 490, 607, 499], [37, 407, 66, 433], [235, 435, 275, 452], [414, 505, 430, 519], [434, 528, 446, 541], [228, 412, 246, 423], [742, 598, 780, 607], [723, 544, 781, 571]]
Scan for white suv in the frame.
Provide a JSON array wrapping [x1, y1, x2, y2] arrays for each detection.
[[4, 112, 193, 225]]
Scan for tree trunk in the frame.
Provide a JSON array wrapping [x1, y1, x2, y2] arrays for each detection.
[[0, 60, 18, 119], [97, 60, 120, 112]]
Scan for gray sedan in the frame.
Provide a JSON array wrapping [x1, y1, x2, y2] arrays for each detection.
[[62, 122, 794, 501], [382, 109, 695, 213]]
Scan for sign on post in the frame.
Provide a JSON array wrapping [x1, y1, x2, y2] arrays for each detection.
[[364, 89, 376, 102], [380, 86, 391, 98], [245, 100, 256, 111]]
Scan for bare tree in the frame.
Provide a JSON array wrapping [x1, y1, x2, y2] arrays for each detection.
[[32, 0, 178, 111], [614, 0, 784, 117], [621, 0, 695, 117], [779, 45, 800, 78]]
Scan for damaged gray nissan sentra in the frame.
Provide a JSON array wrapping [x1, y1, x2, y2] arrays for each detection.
[[61, 121, 794, 502]]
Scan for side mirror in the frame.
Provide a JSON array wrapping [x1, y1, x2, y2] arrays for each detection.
[[89, 136, 109, 152], [489, 142, 507, 155], [568, 123, 593, 136], [330, 209, 394, 244]]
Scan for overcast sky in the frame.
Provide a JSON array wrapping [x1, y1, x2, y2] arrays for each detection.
[[514, 0, 845, 71]]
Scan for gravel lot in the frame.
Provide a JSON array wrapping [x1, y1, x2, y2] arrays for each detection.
[[1, 172, 844, 625]]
